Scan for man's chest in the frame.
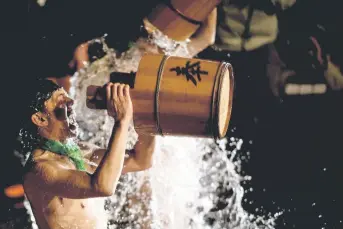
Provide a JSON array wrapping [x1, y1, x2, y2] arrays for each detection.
[[46, 196, 106, 216]]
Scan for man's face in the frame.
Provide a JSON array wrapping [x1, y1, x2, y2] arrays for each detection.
[[43, 88, 79, 138]]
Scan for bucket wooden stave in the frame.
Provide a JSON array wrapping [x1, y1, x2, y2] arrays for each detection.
[[146, 0, 221, 41], [86, 54, 234, 139]]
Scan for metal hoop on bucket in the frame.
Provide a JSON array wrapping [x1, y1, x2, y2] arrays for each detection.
[[164, 1, 203, 26], [155, 55, 170, 136]]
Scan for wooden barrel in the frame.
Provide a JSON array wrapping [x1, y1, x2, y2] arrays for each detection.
[[86, 54, 234, 139], [146, 0, 221, 41]]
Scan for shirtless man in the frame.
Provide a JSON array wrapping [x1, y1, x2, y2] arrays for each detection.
[[22, 79, 155, 229]]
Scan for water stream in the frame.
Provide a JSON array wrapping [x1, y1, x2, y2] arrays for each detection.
[[69, 34, 281, 229]]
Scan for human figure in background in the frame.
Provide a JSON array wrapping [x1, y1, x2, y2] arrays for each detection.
[[197, 1, 343, 228], [196, 0, 299, 225], [199, 0, 297, 139], [261, 2, 343, 227], [267, 0, 343, 97], [48, 42, 90, 93]]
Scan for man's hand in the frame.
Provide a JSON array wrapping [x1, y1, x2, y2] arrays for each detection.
[[106, 83, 133, 124], [25, 83, 134, 198], [185, 9, 217, 57]]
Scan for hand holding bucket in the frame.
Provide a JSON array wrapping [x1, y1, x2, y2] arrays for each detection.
[[86, 54, 234, 139]]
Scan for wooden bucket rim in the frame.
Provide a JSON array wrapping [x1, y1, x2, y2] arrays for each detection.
[[213, 62, 234, 139]]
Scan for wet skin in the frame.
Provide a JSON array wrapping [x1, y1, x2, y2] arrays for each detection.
[[24, 147, 107, 229], [23, 86, 155, 229]]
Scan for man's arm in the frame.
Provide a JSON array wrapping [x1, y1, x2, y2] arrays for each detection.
[[122, 133, 156, 174], [24, 83, 132, 199], [185, 8, 217, 57], [86, 133, 156, 174], [25, 121, 129, 199]]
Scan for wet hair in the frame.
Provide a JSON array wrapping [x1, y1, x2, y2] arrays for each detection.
[[26, 79, 61, 114], [18, 79, 61, 155]]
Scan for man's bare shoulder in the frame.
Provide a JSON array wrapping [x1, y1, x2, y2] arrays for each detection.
[[29, 149, 67, 168], [24, 149, 70, 187]]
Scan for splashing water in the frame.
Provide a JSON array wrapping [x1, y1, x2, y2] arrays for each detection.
[[16, 33, 281, 229], [69, 33, 282, 229]]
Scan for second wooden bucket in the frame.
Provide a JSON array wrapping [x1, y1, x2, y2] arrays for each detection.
[[146, 0, 221, 41]]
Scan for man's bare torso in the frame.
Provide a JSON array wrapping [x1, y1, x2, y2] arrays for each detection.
[[24, 147, 107, 229]]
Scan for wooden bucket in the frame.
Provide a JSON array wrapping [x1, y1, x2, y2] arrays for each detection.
[[146, 0, 221, 41], [86, 54, 234, 139]]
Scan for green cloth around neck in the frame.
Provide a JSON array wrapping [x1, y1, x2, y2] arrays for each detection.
[[41, 139, 86, 171]]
